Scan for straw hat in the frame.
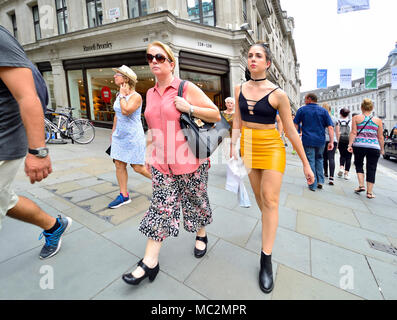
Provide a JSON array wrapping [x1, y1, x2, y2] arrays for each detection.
[[112, 65, 137, 84]]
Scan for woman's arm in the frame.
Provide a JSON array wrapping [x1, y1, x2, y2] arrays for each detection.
[[347, 116, 358, 153], [174, 82, 221, 123], [112, 115, 117, 133], [276, 90, 314, 185], [230, 86, 242, 159], [120, 93, 142, 116], [376, 118, 385, 155], [335, 122, 340, 143]]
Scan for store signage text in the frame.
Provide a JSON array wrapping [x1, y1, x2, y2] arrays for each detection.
[[83, 42, 113, 52], [197, 41, 212, 49]]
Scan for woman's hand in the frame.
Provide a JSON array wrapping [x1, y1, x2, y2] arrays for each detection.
[[174, 96, 191, 114], [347, 146, 353, 153], [120, 83, 129, 96], [230, 143, 238, 160], [303, 164, 315, 186]]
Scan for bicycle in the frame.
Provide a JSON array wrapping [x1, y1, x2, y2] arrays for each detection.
[[44, 107, 95, 144]]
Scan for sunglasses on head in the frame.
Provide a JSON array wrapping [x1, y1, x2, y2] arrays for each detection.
[[146, 53, 171, 64]]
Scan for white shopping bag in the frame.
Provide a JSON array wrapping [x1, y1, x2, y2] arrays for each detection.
[[225, 151, 251, 208], [238, 181, 251, 208]]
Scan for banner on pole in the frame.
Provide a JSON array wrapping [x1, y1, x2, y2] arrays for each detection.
[[392, 67, 397, 90], [365, 69, 377, 90], [340, 69, 352, 89], [337, 0, 370, 14], [317, 69, 328, 89]]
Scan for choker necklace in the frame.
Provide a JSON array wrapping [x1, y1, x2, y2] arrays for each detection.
[[251, 77, 267, 82]]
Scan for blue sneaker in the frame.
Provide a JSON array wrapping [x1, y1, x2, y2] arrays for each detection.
[[39, 215, 72, 260], [108, 193, 131, 209]]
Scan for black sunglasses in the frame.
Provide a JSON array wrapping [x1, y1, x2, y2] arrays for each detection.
[[146, 53, 172, 64]]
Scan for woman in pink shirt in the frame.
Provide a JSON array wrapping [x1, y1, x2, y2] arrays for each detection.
[[122, 41, 221, 285]]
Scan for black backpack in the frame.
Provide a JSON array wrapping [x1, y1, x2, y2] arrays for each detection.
[[338, 120, 350, 143]]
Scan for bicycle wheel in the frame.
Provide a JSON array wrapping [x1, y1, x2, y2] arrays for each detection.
[[69, 119, 95, 144], [44, 122, 52, 143]]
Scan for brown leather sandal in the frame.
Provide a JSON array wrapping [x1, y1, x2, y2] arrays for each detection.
[[366, 192, 376, 199], [354, 186, 366, 194]]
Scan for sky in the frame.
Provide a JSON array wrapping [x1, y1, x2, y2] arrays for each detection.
[[279, 0, 397, 92]]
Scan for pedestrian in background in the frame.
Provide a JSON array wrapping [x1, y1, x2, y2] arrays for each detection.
[[231, 42, 314, 294], [322, 103, 339, 185], [337, 107, 352, 180], [221, 97, 235, 131], [108, 65, 151, 209], [0, 26, 72, 260], [294, 93, 334, 191], [122, 41, 220, 286], [221, 97, 235, 159], [348, 99, 384, 199]]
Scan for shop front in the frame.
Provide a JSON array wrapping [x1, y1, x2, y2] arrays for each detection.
[[62, 50, 230, 128]]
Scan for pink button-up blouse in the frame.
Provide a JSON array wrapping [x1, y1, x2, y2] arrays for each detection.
[[144, 77, 207, 175]]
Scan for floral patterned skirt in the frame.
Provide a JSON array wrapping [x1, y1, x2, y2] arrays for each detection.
[[139, 161, 212, 242]]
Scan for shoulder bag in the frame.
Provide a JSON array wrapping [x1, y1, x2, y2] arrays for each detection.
[[179, 80, 231, 159]]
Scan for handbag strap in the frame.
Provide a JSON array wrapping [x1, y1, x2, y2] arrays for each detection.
[[178, 80, 186, 97]]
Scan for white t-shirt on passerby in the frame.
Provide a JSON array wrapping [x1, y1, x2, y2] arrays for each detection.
[[325, 115, 338, 142]]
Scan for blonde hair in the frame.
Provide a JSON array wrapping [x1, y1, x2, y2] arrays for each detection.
[[123, 77, 137, 90], [225, 97, 235, 104], [322, 103, 331, 114], [361, 98, 374, 112], [147, 41, 176, 73]]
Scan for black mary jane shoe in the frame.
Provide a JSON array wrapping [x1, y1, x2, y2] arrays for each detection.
[[122, 259, 159, 285], [194, 235, 208, 258], [259, 252, 274, 294]]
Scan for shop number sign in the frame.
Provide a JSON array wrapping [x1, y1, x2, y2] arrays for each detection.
[[101, 86, 112, 103]]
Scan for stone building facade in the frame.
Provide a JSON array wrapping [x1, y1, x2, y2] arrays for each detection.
[[300, 44, 397, 132], [0, 0, 301, 127]]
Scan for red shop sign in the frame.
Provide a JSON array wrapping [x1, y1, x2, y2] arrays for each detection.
[[101, 86, 112, 103]]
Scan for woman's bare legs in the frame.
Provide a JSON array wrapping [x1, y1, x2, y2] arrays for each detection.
[[131, 239, 162, 277], [248, 169, 283, 254], [131, 164, 152, 179], [114, 160, 128, 196]]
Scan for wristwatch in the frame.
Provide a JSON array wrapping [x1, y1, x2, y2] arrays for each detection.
[[28, 147, 49, 158], [189, 105, 195, 117]]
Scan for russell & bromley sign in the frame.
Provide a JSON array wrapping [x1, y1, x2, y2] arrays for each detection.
[[83, 41, 113, 52]]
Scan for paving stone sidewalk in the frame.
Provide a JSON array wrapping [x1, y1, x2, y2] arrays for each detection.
[[1, 128, 396, 300]]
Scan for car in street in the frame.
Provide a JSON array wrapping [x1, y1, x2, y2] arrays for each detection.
[[384, 127, 397, 160]]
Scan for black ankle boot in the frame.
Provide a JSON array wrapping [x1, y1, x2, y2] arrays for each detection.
[[122, 259, 159, 285], [259, 251, 274, 294]]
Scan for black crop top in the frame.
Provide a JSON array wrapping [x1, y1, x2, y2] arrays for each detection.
[[239, 85, 279, 124]]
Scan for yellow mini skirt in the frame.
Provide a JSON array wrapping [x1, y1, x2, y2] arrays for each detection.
[[240, 126, 286, 173]]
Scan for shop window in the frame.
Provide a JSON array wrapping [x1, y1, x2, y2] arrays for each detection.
[[127, 0, 148, 18], [180, 70, 222, 109], [85, 66, 155, 123], [187, 0, 215, 27], [67, 70, 87, 119], [32, 5, 41, 41], [86, 0, 103, 28], [56, 0, 68, 35], [41, 71, 55, 110]]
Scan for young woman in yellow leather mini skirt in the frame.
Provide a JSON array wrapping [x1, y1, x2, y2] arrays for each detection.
[[231, 42, 314, 294]]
